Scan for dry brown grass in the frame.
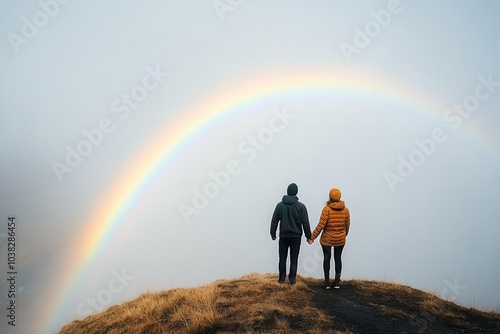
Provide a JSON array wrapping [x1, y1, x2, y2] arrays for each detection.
[[213, 273, 334, 333], [57, 273, 349, 334], [58, 284, 224, 334], [57, 274, 499, 334]]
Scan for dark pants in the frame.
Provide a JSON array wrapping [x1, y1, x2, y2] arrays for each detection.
[[322, 244, 345, 275], [278, 237, 301, 282]]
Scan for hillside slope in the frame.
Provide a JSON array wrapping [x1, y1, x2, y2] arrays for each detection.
[[58, 273, 500, 334]]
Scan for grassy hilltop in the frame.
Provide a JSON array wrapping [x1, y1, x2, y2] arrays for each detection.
[[57, 273, 500, 334]]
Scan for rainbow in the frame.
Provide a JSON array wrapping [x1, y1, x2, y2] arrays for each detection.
[[39, 68, 461, 332]]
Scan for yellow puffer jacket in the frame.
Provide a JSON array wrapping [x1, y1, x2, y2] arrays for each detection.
[[311, 200, 350, 247]]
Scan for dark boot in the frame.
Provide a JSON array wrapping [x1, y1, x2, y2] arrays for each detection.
[[332, 273, 341, 289], [324, 273, 330, 290]]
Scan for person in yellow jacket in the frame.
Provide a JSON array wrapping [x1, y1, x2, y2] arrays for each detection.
[[308, 188, 350, 289]]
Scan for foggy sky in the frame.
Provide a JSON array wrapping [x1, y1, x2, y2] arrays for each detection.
[[1, 1, 500, 333]]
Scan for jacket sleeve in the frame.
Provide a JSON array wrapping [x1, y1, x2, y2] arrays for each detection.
[[301, 204, 312, 239], [270, 203, 280, 238], [311, 206, 329, 241], [345, 208, 350, 236]]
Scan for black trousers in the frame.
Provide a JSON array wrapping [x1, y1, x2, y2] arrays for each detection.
[[321, 244, 345, 275], [278, 237, 301, 281]]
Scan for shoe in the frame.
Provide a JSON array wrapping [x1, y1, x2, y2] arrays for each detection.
[[324, 273, 330, 290], [289, 277, 296, 285], [332, 273, 341, 289]]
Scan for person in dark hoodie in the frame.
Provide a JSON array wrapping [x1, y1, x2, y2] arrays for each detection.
[[270, 183, 312, 285], [309, 188, 350, 289]]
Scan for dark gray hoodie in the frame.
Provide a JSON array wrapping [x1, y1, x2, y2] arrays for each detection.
[[270, 195, 311, 239]]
